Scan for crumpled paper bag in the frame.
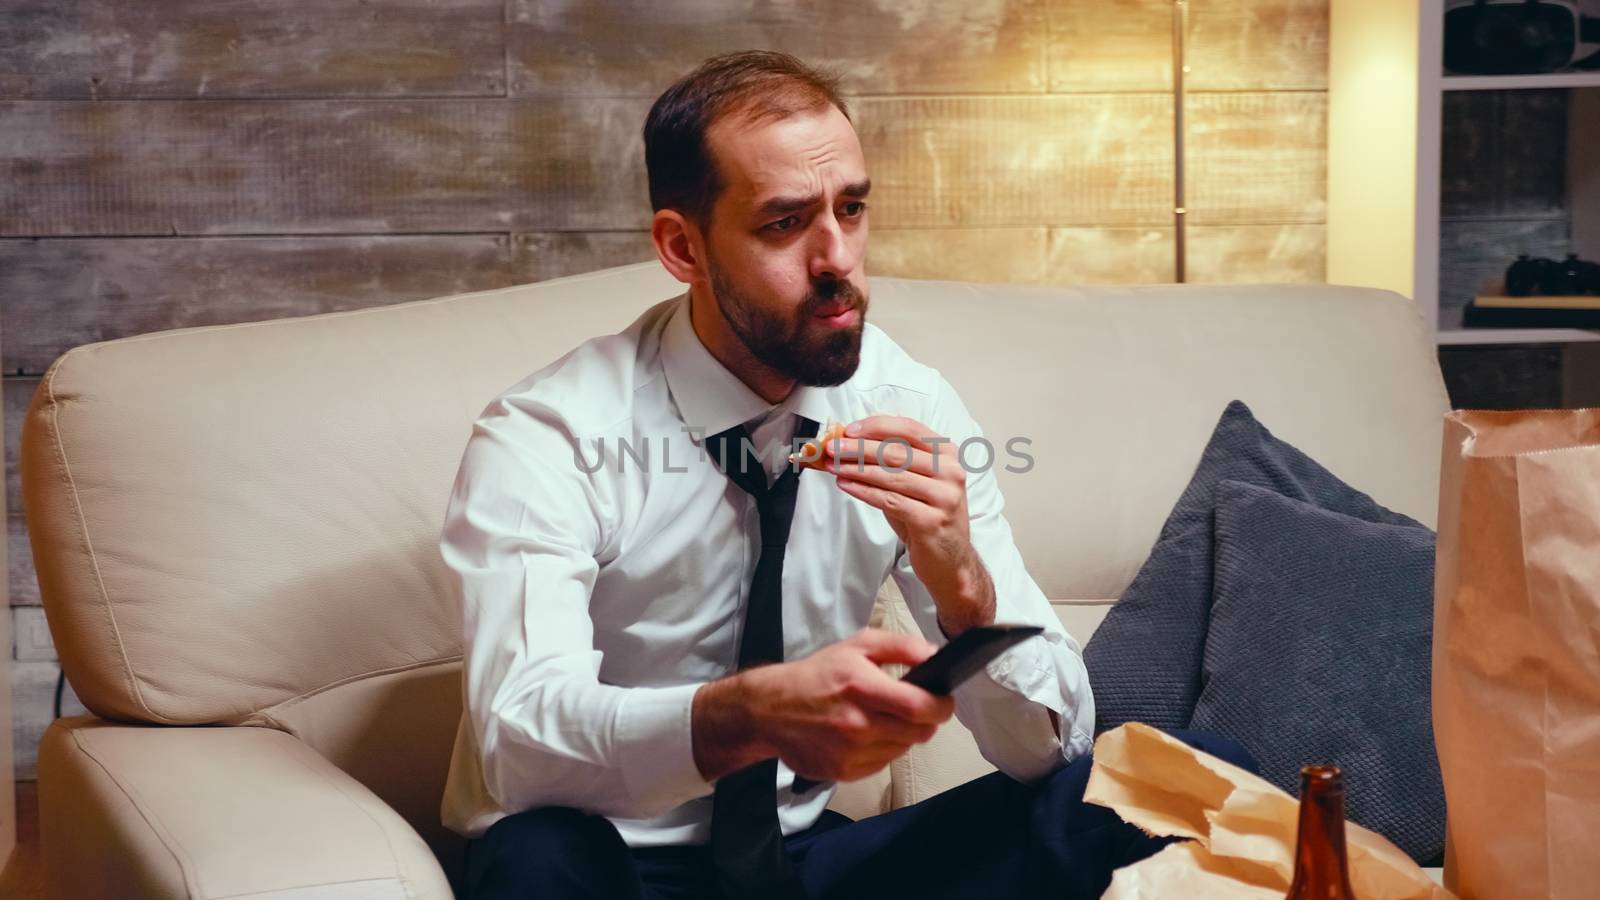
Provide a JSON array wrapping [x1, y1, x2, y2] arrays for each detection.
[[1084, 723, 1453, 899]]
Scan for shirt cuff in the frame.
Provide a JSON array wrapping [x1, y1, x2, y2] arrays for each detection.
[[615, 683, 715, 814], [964, 636, 1086, 757], [976, 634, 1054, 699]]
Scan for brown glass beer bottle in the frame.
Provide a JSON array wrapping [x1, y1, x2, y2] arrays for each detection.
[[1284, 765, 1358, 899]]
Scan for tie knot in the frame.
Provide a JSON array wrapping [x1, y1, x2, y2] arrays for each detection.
[[705, 415, 821, 500]]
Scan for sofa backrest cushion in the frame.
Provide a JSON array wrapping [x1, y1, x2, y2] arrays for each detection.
[[21, 262, 1448, 729]]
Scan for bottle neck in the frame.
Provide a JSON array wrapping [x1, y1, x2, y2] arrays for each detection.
[[1288, 766, 1356, 897]]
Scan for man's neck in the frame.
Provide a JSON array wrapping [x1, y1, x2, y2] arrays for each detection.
[[688, 287, 796, 406]]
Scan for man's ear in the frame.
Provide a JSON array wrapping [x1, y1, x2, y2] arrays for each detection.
[[651, 209, 706, 286]]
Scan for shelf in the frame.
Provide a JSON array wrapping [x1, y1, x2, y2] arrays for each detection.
[[1441, 71, 1600, 91], [1437, 327, 1600, 345]]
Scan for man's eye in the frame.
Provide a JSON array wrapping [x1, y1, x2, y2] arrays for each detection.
[[842, 201, 869, 217], [766, 215, 800, 233]]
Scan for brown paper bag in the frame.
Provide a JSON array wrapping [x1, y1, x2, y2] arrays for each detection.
[[1434, 409, 1600, 899], [1085, 723, 1453, 899]]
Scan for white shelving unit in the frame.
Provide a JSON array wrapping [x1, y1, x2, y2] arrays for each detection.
[[1330, 0, 1600, 346], [1437, 327, 1600, 345], [1441, 71, 1600, 91]]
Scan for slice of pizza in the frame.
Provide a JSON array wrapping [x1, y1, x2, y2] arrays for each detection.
[[789, 420, 849, 471]]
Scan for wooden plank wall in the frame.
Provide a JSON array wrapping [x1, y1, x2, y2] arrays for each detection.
[[0, 0, 1328, 778]]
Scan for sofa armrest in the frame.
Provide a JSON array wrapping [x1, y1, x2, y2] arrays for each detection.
[[39, 715, 453, 899]]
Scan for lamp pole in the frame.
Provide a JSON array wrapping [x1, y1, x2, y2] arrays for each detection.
[[1173, 0, 1189, 283]]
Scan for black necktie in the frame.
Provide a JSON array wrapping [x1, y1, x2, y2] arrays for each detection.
[[704, 415, 819, 900]]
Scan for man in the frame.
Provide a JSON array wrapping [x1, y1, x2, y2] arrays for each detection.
[[439, 50, 1251, 898]]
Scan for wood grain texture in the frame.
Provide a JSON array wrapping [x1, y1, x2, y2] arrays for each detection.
[[12, 608, 53, 663], [513, 232, 657, 283], [10, 661, 87, 780], [0, 0, 507, 99], [1042, 223, 1324, 284], [507, 0, 1048, 97], [1189, 223, 1326, 283], [1046, 226, 1175, 283], [1185, 91, 1326, 225], [0, 98, 654, 236], [4, 378, 34, 520], [1046, 0, 1172, 92], [868, 228, 1050, 282], [9, 517, 38, 608], [5, 94, 1185, 235], [3, 93, 1321, 236], [856, 95, 1175, 228], [0, 236, 526, 374], [1046, 0, 1328, 92], [1185, 0, 1327, 91]]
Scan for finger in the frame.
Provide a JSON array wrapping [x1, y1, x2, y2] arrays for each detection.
[[857, 687, 957, 727], [835, 476, 945, 527], [826, 439, 945, 478], [848, 628, 938, 666], [837, 747, 910, 781], [854, 711, 939, 746], [844, 416, 941, 453], [847, 667, 956, 725], [858, 739, 925, 766], [832, 462, 951, 509]]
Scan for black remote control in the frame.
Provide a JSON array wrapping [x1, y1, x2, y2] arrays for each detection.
[[791, 624, 1046, 793]]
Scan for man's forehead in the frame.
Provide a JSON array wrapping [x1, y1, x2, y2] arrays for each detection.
[[708, 107, 866, 205]]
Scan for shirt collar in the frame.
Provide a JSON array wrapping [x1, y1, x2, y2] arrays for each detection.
[[660, 294, 835, 442]]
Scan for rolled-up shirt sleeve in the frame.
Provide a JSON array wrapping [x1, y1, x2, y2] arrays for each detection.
[[890, 376, 1096, 784], [440, 397, 714, 821]]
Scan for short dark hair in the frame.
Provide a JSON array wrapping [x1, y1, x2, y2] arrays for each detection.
[[643, 50, 851, 227]]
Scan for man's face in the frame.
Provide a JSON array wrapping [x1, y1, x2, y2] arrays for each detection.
[[700, 104, 871, 387]]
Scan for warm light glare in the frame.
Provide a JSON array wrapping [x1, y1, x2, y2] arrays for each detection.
[[1327, 0, 1419, 299]]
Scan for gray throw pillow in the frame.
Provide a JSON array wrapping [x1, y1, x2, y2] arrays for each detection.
[[1084, 400, 1425, 732], [1189, 479, 1444, 865]]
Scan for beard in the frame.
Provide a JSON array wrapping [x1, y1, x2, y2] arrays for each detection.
[[708, 261, 868, 387]]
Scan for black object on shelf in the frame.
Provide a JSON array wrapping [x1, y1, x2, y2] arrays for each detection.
[[1501, 253, 1600, 297], [1506, 254, 1546, 296], [1463, 300, 1600, 328], [1444, 0, 1600, 75], [1544, 253, 1591, 295]]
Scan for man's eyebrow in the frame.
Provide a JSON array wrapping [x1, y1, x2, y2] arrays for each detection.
[[753, 179, 872, 220]]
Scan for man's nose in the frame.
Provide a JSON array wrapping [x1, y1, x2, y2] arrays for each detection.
[[809, 211, 858, 280]]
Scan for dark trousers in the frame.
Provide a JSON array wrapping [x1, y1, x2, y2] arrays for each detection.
[[464, 730, 1255, 899]]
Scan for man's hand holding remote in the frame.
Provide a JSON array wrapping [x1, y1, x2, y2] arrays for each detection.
[[691, 628, 956, 787]]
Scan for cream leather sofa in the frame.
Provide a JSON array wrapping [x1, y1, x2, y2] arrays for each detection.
[[19, 261, 1449, 898]]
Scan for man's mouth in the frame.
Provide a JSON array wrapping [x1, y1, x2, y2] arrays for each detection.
[[811, 303, 859, 328]]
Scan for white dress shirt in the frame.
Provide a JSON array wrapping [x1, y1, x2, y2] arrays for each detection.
[[438, 292, 1095, 847]]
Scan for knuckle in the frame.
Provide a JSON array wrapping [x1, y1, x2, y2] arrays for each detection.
[[834, 708, 870, 735]]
